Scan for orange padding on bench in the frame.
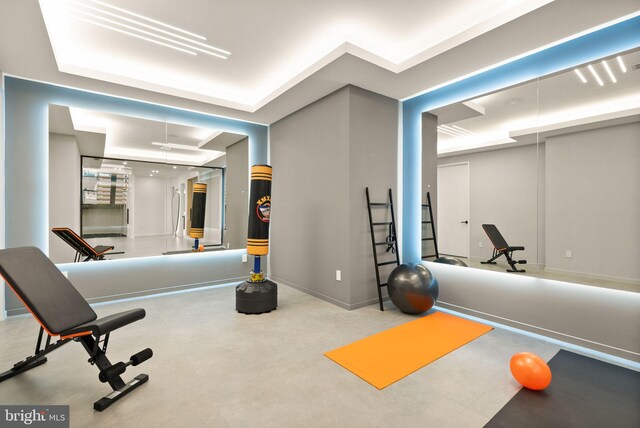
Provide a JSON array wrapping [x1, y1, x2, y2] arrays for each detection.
[[324, 311, 493, 389], [0, 272, 56, 337], [60, 331, 92, 340]]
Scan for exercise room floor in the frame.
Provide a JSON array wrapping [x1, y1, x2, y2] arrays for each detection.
[[84, 234, 226, 260], [1, 284, 570, 427]]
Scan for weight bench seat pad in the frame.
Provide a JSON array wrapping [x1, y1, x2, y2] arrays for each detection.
[[482, 224, 524, 252], [0, 247, 97, 334], [60, 309, 146, 338]]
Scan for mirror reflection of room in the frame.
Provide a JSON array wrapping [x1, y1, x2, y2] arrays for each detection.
[[425, 48, 640, 292], [48, 105, 249, 262]]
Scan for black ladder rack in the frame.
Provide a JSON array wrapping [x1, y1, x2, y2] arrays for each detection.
[[421, 191, 440, 260], [366, 187, 400, 311]]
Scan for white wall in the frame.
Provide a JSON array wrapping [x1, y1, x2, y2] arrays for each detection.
[[48, 133, 81, 263], [225, 138, 249, 249], [203, 172, 222, 238], [133, 176, 168, 236], [437, 143, 541, 264], [545, 123, 640, 282], [167, 170, 197, 237]]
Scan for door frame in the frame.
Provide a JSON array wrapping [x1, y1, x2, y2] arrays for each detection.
[[437, 161, 470, 258]]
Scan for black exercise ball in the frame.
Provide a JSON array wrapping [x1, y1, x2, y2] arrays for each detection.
[[433, 256, 468, 267], [387, 263, 439, 314]]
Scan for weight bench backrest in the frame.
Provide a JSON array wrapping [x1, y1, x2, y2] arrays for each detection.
[[51, 228, 99, 258], [0, 247, 97, 335], [482, 224, 510, 251]]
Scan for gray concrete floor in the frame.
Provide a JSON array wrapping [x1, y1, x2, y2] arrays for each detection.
[[85, 233, 226, 260], [0, 284, 562, 427]]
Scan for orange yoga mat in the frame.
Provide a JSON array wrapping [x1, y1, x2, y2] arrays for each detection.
[[324, 311, 493, 389]]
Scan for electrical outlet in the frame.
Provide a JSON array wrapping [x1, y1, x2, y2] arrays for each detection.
[[62, 271, 69, 279], [336, 270, 341, 281], [242, 254, 248, 263], [565, 250, 572, 258], [478, 242, 483, 248]]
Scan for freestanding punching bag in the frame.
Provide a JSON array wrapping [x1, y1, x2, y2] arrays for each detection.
[[189, 183, 207, 251], [236, 165, 278, 314]]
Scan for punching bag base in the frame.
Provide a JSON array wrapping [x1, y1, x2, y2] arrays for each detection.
[[236, 280, 278, 314]]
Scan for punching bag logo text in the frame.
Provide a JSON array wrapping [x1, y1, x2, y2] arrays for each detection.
[[256, 196, 271, 223]]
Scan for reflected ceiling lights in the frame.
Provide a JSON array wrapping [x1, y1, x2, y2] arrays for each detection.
[[437, 124, 475, 138], [61, 0, 230, 59], [574, 68, 587, 84], [574, 56, 630, 86], [588, 64, 604, 86], [601, 60, 617, 83], [151, 142, 202, 152]]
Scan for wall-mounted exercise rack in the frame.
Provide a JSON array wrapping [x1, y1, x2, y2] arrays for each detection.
[[365, 187, 400, 311], [421, 191, 439, 260]]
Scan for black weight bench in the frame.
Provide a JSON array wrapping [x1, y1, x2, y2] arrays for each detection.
[[51, 227, 114, 262], [0, 247, 152, 411], [481, 224, 527, 273]]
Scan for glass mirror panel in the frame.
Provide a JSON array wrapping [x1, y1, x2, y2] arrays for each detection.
[[425, 79, 540, 275], [48, 104, 248, 263], [536, 48, 640, 292]]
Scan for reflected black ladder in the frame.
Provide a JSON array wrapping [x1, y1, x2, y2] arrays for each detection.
[[421, 192, 440, 260], [365, 187, 400, 311]]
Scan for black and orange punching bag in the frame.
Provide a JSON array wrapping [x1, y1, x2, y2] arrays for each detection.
[[236, 165, 277, 314], [189, 183, 207, 251]]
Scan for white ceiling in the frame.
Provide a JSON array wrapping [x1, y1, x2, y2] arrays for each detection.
[[1, 1, 639, 124], [50, 105, 247, 165], [37, 0, 553, 111]]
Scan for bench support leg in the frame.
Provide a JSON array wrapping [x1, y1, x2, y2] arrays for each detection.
[[78, 335, 149, 411], [0, 329, 70, 383]]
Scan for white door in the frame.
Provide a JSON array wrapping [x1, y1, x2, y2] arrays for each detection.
[[437, 163, 469, 257]]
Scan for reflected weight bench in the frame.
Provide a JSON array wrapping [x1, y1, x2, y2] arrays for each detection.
[[0, 247, 152, 411], [52, 227, 114, 262], [481, 224, 527, 273]]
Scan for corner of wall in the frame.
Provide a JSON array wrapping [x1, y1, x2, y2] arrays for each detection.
[[1, 72, 5, 320]]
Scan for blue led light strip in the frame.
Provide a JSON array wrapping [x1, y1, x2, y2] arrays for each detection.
[[401, 15, 640, 263]]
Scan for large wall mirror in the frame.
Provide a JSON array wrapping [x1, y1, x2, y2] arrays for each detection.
[[425, 48, 639, 293], [48, 105, 250, 263]]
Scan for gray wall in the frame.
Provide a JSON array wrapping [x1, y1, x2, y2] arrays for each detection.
[[348, 87, 399, 305], [429, 262, 640, 362], [545, 123, 640, 281], [49, 133, 81, 263], [437, 144, 541, 264], [270, 86, 398, 309], [225, 138, 248, 249]]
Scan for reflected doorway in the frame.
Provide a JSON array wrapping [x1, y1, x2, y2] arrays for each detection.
[[437, 163, 469, 258]]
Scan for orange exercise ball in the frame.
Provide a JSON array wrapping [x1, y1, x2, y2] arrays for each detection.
[[510, 352, 552, 390]]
